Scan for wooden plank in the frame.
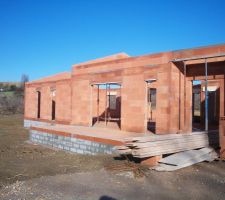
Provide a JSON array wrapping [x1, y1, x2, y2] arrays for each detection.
[[116, 145, 130, 150], [125, 131, 207, 143], [127, 134, 209, 147], [116, 149, 132, 154], [159, 147, 214, 166], [132, 143, 210, 158], [128, 135, 209, 148], [154, 148, 217, 171], [117, 131, 219, 158], [132, 140, 209, 154]]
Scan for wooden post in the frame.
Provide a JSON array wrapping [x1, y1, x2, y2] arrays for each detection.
[[97, 85, 99, 123], [105, 84, 108, 125], [179, 70, 181, 131], [145, 82, 149, 134], [108, 83, 111, 121], [90, 84, 93, 126], [205, 59, 208, 131], [184, 61, 187, 132], [119, 83, 122, 129]]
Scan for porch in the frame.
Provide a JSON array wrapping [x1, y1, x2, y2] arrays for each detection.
[[28, 121, 219, 159]]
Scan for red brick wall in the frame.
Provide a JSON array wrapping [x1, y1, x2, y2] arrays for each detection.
[[24, 86, 37, 118], [56, 81, 71, 123], [25, 80, 72, 124], [121, 72, 146, 132], [71, 78, 91, 126], [155, 64, 171, 133], [24, 44, 225, 136]]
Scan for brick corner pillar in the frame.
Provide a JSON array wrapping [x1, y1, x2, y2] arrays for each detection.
[[168, 63, 192, 134], [121, 72, 146, 133], [155, 66, 171, 134]]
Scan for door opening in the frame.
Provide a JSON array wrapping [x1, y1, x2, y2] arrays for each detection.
[[37, 91, 41, 118], [52, 100, 56, 120], [146, 79, 157, 133], [192, 80, 220, 131], [91, 83, 121, 130]]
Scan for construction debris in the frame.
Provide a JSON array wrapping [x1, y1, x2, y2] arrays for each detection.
[[104, 162, 148, 178], [154, 147, 218, 171], [117, 132, 219, 158]]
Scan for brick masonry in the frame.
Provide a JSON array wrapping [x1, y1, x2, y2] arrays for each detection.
[[29, 129, 116, 155], [24, 44, 225, 156]]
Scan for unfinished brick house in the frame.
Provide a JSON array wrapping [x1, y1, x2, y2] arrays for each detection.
[[24, 43, 225, 161]]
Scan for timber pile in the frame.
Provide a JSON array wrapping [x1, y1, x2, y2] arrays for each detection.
[[117, 131, 219, 158]]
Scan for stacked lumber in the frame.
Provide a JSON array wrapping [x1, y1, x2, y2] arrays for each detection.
[[117, 131, 218, 158]]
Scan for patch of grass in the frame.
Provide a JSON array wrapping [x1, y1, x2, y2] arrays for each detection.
[[0, 91, 14, 97]]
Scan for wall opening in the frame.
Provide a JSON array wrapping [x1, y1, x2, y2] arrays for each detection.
[[91, 83, 121, 130], [146, 80, 157, 133], [37, 91, 41, 119], [52, 100, 56, 120], [192, 80, 220, 131]]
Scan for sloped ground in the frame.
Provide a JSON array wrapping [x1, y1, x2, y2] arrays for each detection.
[[0, 115, 117, 187], [0, 115, 225, 200]]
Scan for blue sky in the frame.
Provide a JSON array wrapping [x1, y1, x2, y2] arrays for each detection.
[[0, 0, 225, 81]]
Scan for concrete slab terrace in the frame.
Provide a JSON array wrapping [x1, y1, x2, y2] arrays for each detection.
[[30, 124, 146, 145], [28, 124, 147, 155]]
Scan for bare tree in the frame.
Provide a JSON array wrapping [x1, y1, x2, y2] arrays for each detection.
[[20, 74, 29, 89]]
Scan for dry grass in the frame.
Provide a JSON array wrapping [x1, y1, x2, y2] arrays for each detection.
[[0, 115, 116, 187]]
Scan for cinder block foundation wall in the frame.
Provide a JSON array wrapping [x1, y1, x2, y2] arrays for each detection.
[[30, 129, 116, 155]]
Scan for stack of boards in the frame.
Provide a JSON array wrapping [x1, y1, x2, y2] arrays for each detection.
[[117, 131, 219, 171]]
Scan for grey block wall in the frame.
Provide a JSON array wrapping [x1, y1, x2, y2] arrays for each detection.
[[24, 119, 52, 128], [29, 129, 116, 155]]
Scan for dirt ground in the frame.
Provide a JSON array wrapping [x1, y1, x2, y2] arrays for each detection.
[[0, 115, 117, 186], [0, 115, 225, 200]]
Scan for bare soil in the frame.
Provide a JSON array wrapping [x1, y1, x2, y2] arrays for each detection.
[[0, 115, 225, 200], [0, 115, 117, 187]]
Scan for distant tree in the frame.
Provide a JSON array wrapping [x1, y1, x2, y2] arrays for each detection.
[[20, 74, 29, 89], [10, 85, 17, 91]]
